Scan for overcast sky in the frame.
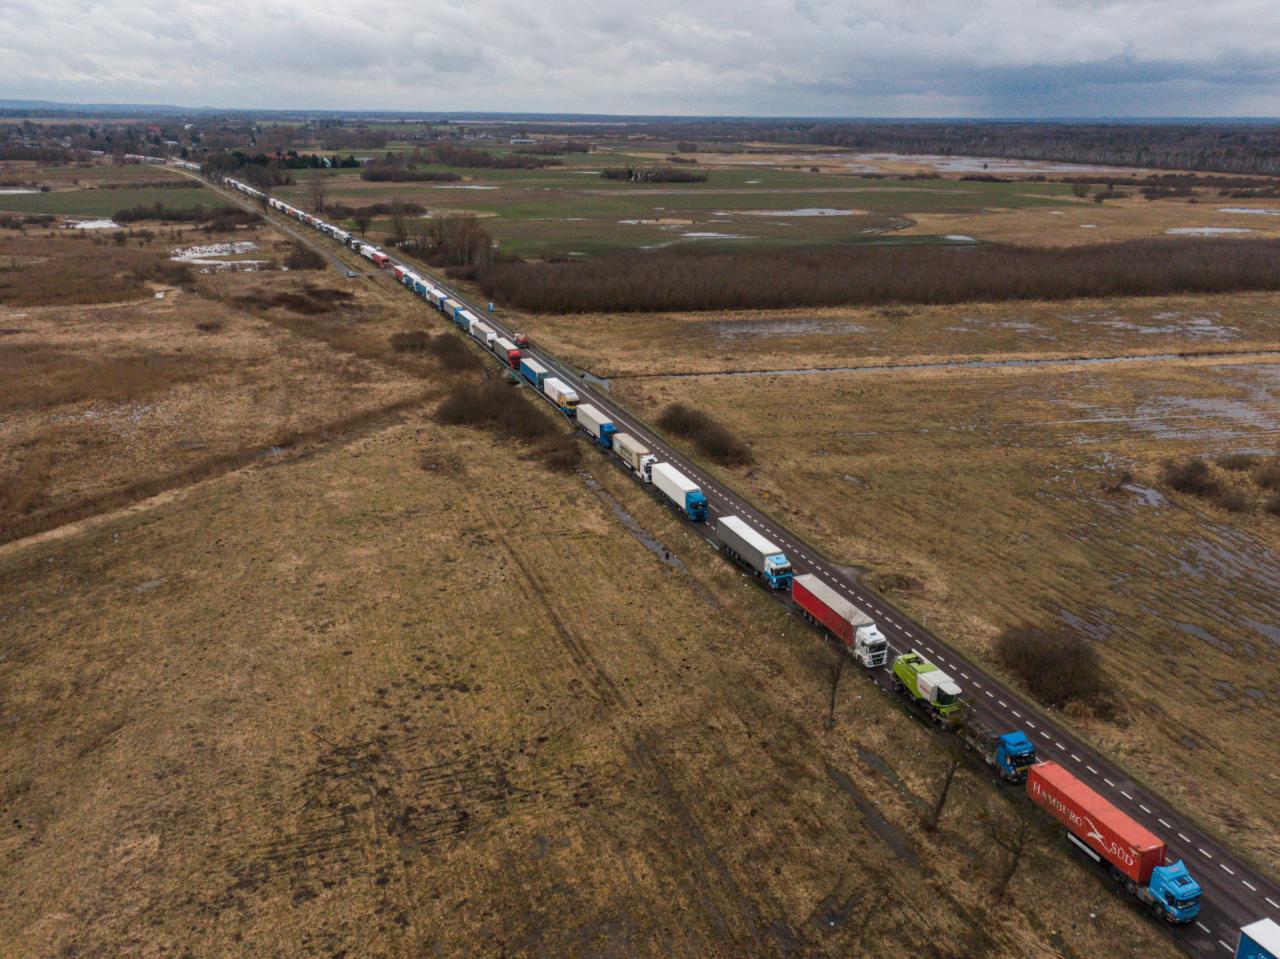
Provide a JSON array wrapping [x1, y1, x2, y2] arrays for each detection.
[[3, 0, 1280, 117]]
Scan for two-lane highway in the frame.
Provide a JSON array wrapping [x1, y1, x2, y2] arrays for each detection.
[[206, 172, 1280, 958]]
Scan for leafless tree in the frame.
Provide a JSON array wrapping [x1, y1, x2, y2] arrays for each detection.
[[981, 797, 1040, 900], [924, 741, 966, 831], [310, 176, 327, 213], [825, 651, 846, 731], [354, 214, 371, 237]]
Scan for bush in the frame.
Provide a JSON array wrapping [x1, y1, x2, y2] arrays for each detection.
[[114, 202, 242, 224], [1266, 493, 1280, 516], [285, 243, 325, 271], [601, 167, 707, 183], [993, 625, 1109, 710], [1161, 458, 1219, 497], [1255, 462, 1280, 491], [657, 402, 753, 467], [1216, 452, 1258, 471], [434, 380, 556, 442], [529, 434, 582, 472], [389, 330, 431, 352], [1215, 490, 1250, 513], [425, 333, 477, 369], [473, 238, 1280, 314]]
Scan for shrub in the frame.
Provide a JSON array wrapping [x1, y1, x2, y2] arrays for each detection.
[[1265, 493, 1280, 516], [285, 243, 325, 270], [1255, 462, 1280, 491], [425, 333, 477, 368], [1215, 490, 1249, 513], [993, 625, 1109, 710], [1161, 458, 1219, 497], [389, 330, 431, 352], [1216, 452, 1258, 471], [658, 402, 753, 467], [434, 380, 556, 442], [529, 434, 582, 472]]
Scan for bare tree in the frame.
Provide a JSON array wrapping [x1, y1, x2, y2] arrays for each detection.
[[310, 176, 327, 213], [354, 214, 371, 237], [924, 741, 966, 832], [981, 798, 1040, 901], [389, 199, 408, 248], [825, 651, 846, 731]]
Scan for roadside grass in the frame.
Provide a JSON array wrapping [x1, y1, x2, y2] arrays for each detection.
[[615, 356, 1280, 873], [0, 185, 224, 217]]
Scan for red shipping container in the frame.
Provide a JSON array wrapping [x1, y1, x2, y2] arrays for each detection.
[[1027, 762, 1165, 884], [793, 574, 869, 650]]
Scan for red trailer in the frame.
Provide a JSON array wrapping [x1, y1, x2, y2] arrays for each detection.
[[1027, 762, 1164, 884], [392, 265, 406, 280], [371, 253, 390, 268]]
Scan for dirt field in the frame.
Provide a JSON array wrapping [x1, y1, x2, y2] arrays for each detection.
[[613, 352, 1280, 874], [0, 218, 436, 542], [0, 398, 1176, 957]]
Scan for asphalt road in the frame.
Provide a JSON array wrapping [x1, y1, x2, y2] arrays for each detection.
[[206, 172, 1280, 957]]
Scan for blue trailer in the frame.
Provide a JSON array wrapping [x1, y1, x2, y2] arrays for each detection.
[[1237, 919, 1280, 959], [413, 280, 427, 297], [519, 357, 549, 389]]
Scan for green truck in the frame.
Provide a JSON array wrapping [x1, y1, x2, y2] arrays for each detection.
[[891, 651, 965, 725]]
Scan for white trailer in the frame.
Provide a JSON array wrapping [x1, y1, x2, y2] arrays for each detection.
[[471, 320, 496, 348], [650, 462, 708, 521], [576, 404, 617, 448], [542, 377, 580, 415], [715, 515, 793, 589], [612, 433, 657, 482]]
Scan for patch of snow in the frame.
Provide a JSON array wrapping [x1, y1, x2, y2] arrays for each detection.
[[681, 231, 748, 239], [735, 208, 858, 217], [1217, 207, 1280, 216], [66, 218, 119, 230], [432, 184, 497, 190], [944, 234, 977, 242], [1080, 224, 1097, 229], [0, 188, 39, 194]]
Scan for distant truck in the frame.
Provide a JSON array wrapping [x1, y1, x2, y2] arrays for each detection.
[[519, 357, 549, 389], [542, 377, 580, 416], [471, 320, 496, 350], [1236, 919, 1280, 959], [891, 651, 964, 725], [959, 717, 1036, 782], [716, 515, 793, 589], [1028, 762, 1201, 923], [612, 433, 656, 483], [791, 574, 886, 666], [576, 404, 617, 449], [513, 332, 530, 348], [651, 462, 708, 522], [495, 337, 521, 369]]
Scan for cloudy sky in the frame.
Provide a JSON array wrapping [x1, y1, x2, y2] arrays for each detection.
[[3, 0, 1279, 116]]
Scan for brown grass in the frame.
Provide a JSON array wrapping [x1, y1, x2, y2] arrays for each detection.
[[0, 343, 210, 412]]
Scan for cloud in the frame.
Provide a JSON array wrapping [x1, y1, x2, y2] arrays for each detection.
[[2, 0, 1279, 115]]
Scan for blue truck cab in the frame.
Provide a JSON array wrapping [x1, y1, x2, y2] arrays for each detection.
[[684, 490, 708, 522], [995, 731, 1037, 782], [763, 552, 793, 590], [597, 422, 617, 449], [413, 280, 427, 297], [1148, 860, 1201, 922]]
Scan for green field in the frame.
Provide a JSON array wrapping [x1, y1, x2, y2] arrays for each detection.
[[280, 143, 1080, 257], [0, 184, 225, 217]]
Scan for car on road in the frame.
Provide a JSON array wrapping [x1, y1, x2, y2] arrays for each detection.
[[513, 332, 530, 347], [346, 270, 357, 278]]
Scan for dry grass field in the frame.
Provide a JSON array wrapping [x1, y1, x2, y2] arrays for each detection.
[[614, 352, 1280, 873], [0, 218, 435, 542], [0, 401, 1177, 958]]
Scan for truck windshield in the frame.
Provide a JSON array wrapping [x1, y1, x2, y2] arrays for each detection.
[[935, 690, 958, 707]]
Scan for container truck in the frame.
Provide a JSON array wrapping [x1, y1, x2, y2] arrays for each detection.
[[471, 321, 496, 348], [792, 574, 886, 665], [542, 377, 579, 415], [1027, 762, 1201, 923], [495, 337, 521, 369], [457, 310, 476, 334], [1236, 919, 1280, 959], [441, 299, 461, 323], [392, 265, 406, 280], [716, 515, 793, 589], [576, 404, 617, 449], [651, 462, 708, 522], [958, 717, 1036, 782], [891, 651, 964, 725], [519, 358, 549, 389], [371, 252, 390, 268], [612, 433, 656, 482]]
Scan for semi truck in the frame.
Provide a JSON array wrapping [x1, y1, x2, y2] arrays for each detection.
[[576, 404, 617, 449], [716, 515, 793, 589], [542, 377, 580, 415], [471, 321, 496, 349], [791, 574, 886, 665], [958, 717, 1036, 782], [495, 337, 521, 369], [651, 462, 708, 521], [519, 357, 549, 388], [891, 651, 964, 725], [1236, 919, 1280, 959], [612, 433, 656, 482], [1028, 762, 1201, 923]]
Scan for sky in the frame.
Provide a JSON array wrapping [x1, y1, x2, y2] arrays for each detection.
[[3, 0, 1280, 117]]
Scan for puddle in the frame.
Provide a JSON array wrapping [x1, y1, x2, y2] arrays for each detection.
[[680, 231, 748, 239], [0, 188, 39, 194], [1217, 208, 1280, 216], [1058, 607, 1111, 642], [66, 218, 120, 230], [826, 765, 921, 871], [171, 241, 267, 271], [580, 370, 611, 392], [1175, 621, 1234, 654], [1166, 227, 1253, 235], [732, 208, 860, 217], [703, 318, 869, 340], [943, 234, 977, 242], [850, 152, 1136, 174], [431, 185, 497, 190], [1120, 483, 1167, 507], [582, 476, 683, 571]]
